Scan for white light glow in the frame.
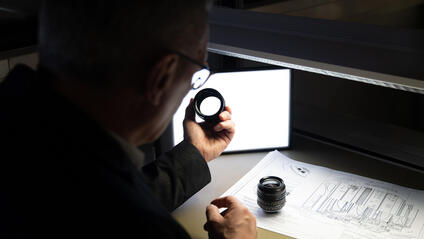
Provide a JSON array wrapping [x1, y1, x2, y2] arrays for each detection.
[[200, 96, 221, 116], [173, 69, 291, 152]]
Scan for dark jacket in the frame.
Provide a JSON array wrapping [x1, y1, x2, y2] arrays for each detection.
[[0, 65, 211, 238]]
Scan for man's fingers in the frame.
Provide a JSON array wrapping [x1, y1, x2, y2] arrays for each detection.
[[225, 106, 232, 114], [219, 111, 231, 121], [206, 204, 224, 224], [210, 196, 241, 209], [220, 208, 229, 217], [203, 222, 209, 231], [214, 120, 235, 133], [184, 98, 196, 121]]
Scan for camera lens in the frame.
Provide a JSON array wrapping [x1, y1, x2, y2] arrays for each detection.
[[257, 176, 286, 213], [194, 88, 225, 124]]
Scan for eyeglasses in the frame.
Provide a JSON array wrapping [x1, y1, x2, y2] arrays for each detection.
[[174, 51, 213, 90]]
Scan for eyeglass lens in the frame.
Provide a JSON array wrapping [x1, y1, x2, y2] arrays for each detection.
[[191, 68, 211, 89]]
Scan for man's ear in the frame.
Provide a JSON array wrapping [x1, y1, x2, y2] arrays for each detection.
[[146, 54, 179, 106]]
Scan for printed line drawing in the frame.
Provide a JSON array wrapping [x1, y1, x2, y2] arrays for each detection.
[[223, 151, 424, 239], [291, 164, 310, 177], [302, 180, 419, 233]]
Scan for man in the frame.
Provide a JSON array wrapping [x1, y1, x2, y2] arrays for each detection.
[[0, 1, 257, 239]]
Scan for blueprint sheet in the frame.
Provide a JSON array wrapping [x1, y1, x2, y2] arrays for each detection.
[[222, 151, 424, 239]]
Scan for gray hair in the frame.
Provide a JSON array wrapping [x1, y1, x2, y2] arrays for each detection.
[[38, 0, 213, 86]]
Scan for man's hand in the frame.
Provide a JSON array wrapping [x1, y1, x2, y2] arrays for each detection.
[[204, 196, 257, 239], [183, 99, 235, 162]]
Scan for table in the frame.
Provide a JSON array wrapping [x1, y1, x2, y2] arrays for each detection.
[[172, 135, 424, 239]]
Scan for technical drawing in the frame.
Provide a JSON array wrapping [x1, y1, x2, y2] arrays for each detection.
[[223, 151, 424, 239], [302, 180, 420, 233]]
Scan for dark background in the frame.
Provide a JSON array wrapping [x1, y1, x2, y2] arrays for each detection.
[[1, 0, 423, 169]]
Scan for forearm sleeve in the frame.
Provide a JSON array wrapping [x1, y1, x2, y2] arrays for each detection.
[[141, 140, 211, 211]]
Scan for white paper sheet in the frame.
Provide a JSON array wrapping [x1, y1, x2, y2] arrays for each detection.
[[222, 151, 424, 239]]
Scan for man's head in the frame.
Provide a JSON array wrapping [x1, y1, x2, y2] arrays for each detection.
[[39, 0, 211, 85], [38, 0, 213, 144]]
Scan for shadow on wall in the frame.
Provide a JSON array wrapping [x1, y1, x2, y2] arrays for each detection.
[[291, 70, 424, 133]]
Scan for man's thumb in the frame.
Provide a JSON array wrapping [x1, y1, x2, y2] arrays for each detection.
[[184, 98, 196, 121], [206, 204, 224, 223]]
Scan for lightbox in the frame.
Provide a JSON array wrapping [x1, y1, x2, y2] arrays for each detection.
[[172, 69, 291, 153]]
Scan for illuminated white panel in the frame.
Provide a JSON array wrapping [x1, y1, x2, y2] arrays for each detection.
[[173, 69, 290, 152]]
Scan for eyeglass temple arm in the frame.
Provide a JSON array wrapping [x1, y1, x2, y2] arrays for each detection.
[[173, 51, 210, 70]]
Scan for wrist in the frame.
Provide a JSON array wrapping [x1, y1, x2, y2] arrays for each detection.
[[186, 139, 210, 162]]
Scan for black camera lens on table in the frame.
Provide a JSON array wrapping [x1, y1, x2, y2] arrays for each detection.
[[257, 176, 286, 213], [193, 88, 225, 124]]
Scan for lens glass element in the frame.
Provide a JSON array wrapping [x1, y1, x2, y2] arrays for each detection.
[[262, 178, 281, 188], [200, 96, 222, 116]]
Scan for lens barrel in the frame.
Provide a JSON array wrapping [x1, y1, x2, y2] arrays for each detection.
[[193, 88, 225, 124], [257, 176, 286, 213]]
